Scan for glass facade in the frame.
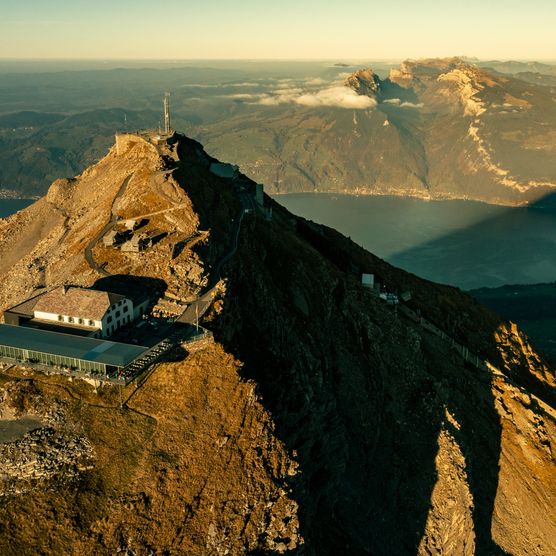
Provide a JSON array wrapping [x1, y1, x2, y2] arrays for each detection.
[[0, 344, 107, 375]]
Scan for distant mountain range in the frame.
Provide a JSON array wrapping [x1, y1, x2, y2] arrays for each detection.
[[2, 57, 556, 205], [197, 57, 556, 205]]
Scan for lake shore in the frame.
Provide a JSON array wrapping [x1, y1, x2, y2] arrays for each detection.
[[278, 193, 556, 290]]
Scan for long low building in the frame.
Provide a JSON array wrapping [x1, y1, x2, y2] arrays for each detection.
[[0, 324, 148, 377]]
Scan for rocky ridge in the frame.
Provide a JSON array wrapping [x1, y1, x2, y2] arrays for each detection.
[[0, 133, 554, 554], [344, 68, 381, 97]]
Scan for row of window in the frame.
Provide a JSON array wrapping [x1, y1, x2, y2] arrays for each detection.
[[109, 301, 130, 312], [56, 315, 95, 326], [105, 315, 131, 336], [0, 345, 107, 374]]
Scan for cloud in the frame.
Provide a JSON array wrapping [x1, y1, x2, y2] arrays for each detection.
[[272, 87, 305, 95], [228, 82, 261, 87], [257, 95, 288, 106], [304, 77, 327, 86], [224, 93, 265, 100], [275, 82, 302, 90], [181, 81, 261, 89], [296, 87, 377, 109], [381, 98, 423, 108], [255, 85, 377, 110], [181, 83, 219, 88]]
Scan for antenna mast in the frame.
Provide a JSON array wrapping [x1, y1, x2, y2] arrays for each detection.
[[163, 92, 171, 135]]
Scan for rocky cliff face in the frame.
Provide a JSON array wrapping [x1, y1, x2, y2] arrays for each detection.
[[345, 68, 381, 97], [0, 134, 554, 554]]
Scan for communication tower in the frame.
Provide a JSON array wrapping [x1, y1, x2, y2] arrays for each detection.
[[163, 92, 172, 135]]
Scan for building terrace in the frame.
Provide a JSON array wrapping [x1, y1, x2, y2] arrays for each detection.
[[0, 324, 148, 380]]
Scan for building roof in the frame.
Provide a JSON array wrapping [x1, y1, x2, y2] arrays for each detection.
[[4, 291, 46, 317], [33, 287, 126, 321], [0, 324, 147, 368]]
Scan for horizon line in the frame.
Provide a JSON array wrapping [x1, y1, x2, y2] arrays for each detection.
[[1, 56, 555, 63]]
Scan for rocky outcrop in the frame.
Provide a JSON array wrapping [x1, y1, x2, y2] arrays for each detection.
[[345, 68, 381, 97], [0, 378, 94, 498]]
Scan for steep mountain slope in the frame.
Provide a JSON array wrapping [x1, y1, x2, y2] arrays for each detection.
[[198, 57, 556, 205], [0, 133, 554, 554]]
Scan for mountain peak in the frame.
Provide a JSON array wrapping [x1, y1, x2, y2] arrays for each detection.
[[345, 68, 381, 96]]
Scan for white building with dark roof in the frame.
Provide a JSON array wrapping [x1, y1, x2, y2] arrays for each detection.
[[31, 286, 134, 339]]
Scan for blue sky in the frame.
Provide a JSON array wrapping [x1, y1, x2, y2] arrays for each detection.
[[1, 0, 555, 60]]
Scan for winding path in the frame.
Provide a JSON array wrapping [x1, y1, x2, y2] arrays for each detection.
[[176, 188, 256, 325], [84, 173, 134, 276]]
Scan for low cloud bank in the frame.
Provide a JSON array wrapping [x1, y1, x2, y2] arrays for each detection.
[[226, 93, 262, 100], [296, 87, 377, 109], [382, 98, 423, 108], [213, 74, 380, 110], [304, 77, 327, 86], [256, 85, 377, 109], [182, 82, 262, 88]]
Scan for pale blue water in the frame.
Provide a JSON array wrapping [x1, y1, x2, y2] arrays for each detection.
[[0, 199, 34, 219], [4, 195, 556, 290], [279, 194, 556, 290]]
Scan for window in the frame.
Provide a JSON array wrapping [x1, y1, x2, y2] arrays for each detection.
[[107, 315, 113, 323], [115, 310, 121, 317], [88, 320, 95, 326], [58, 315, 63, 321], [123, 305, 129, 313], [78, 318, 84, 325], [68, 316, 74, 323]]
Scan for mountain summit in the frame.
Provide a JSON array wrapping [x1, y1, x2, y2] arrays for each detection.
[[0, 132, 554, 554], [345, 68, 382, 97]]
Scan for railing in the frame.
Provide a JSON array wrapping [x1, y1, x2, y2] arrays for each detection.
[[397, 303, 500, 376]]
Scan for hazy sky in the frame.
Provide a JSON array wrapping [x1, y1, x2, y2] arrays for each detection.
[[1, 0, 555, 60]]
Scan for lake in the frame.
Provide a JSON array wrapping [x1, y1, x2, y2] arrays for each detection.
[[3, 194, 556, 291], [278, 194, 556, 290], [0, 199, 34, 219]]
